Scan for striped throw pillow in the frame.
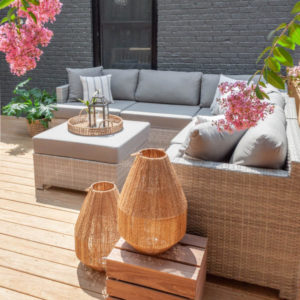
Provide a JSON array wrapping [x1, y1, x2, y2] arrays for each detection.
[[80, 75, 114, 103]]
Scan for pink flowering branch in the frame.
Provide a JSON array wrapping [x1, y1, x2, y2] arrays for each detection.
[[0, 0, 62, 76], [214, 81, 274, 133]]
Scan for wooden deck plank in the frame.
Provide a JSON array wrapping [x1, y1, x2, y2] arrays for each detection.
[[0, 198, 78, 223], [0, 248, 106, 294], [0, 181, 35, 195], [0, 287, 40, 300], [0, 220, 74, 250], [0, 189, 81, 213], [0, 233, 78, 268], [0, 266, 104, 300], [0, 208, 74, 235], [0, 160, 34, 172], [0, 174, 34, 186]]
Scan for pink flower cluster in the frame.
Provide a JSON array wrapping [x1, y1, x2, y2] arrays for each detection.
[[0, 0, 62, 76], [215, 81, 274, 133], [287, 64, 300, 80]]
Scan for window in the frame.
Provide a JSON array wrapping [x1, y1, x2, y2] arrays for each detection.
[[92, 0, 157, 69]]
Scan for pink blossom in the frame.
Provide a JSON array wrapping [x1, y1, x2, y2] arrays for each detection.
[[287, 64, 300, 80], [0, 0, 62, 76], [214, 81, 274, 133]]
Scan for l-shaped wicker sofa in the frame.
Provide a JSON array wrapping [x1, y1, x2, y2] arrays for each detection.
[[56, 68, 300, 299]]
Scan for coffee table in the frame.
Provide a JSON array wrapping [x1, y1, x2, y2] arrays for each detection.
[[33, 120, 150, 191]]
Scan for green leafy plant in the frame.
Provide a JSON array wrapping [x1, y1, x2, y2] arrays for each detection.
[[2, 78, 57, 128], [251, 1, 300, 99]]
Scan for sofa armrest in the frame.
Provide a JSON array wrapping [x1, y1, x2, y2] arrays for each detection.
[[167, 144, 289, 177], [56, 84, 69, 103], [285, 94, 298, 120], [287, 119, 300, 171]]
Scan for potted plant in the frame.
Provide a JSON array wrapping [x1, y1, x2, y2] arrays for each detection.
[[2, 78, 57, 136]]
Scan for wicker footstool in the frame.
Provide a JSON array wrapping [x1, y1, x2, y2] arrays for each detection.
[[33, 120, 150, 191]]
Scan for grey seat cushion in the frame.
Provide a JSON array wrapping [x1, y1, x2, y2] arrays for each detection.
[[135, 69, 202, 105], [67, 66, 103, 101], [200, 74, 260, 108], [181, 117, 245, 162], [103, 69, 139, 101], [230, 106, 287, 169], [54, 100, 135, 119], [120, 102, 200, 129], [33, 121, 150, 164]]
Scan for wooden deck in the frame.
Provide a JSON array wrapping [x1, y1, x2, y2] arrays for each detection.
[[0, 116, 282, 300]]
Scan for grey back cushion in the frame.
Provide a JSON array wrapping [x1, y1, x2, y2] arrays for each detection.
[[200, 74, 260, 108], [135, 70, 202, 105], [230, 106, 287, 169], [67, 66, 103, 101], [182, 118, 245, 162], [103, 69, 139, 101]]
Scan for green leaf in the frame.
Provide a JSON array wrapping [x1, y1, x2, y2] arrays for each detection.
[[261, 91, 270, 100], [289, 23, 300, 45], [21, 0, 30, 10], [0, 16, 8, 24], [0, 0, 15, 9], [256, 46, 271, 64], [29, 11, 37, 23], [277, 35, 295, 50], [27, 0, 39, 5], [273, 47, 293, 67], [15, 78, 31, 90], [258, 81, 266, 88], [267, 23, 287, 40], [291, 1, 300, 14], [266, 57, 281, 72], [255, 85, 264, 100], [263, 69, 285, 89]]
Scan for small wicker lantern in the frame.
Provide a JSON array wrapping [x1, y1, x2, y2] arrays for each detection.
[[75, 181, 120, 271]]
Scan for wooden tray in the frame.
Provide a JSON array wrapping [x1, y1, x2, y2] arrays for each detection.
[[68, 114, 123, 136]]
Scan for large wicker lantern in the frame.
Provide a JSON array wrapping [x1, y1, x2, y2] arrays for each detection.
[[118, 148, 187, 255], [75, 182, 120, 271]]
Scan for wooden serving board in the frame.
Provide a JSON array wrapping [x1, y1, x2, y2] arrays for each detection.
[[106, 234, 207, 300]]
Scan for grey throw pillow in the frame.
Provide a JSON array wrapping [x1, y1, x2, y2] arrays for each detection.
[[67, 66, 103, 101], [182, 116, 246, 162], [230, 106, 287, 169]]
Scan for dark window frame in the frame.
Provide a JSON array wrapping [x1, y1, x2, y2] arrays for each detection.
[[92, 0, 157, 69]]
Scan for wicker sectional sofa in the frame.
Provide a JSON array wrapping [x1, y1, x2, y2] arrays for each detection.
[[56, 68, 300, 299]]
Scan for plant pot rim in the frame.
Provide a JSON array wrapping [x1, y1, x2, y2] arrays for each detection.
[[27, 118, 50, 123], [90, 181, 116, 193], [134, 148, 167, 160]]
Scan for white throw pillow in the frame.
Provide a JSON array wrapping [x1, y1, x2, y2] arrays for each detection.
[[210, 75, 247, 115], [80, 75, 114, 103]]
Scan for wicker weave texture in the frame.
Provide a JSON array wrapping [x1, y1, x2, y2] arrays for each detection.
[[118, 149, 187, 255], [27, 120, 47, 137], [170, 118, 300, 300], [146, 127, 179, 149], [33, 153, 133, 191], [75, 182, 120, 271], [68, 114, 123, 136]]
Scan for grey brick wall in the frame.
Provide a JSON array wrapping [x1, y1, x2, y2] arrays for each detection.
[[1, 0, 299, 107], [0, 0, 93, 107], [157, 0, 300, 73]]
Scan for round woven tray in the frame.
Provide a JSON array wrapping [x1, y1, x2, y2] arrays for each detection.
[[68, 114, 123, 136]]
